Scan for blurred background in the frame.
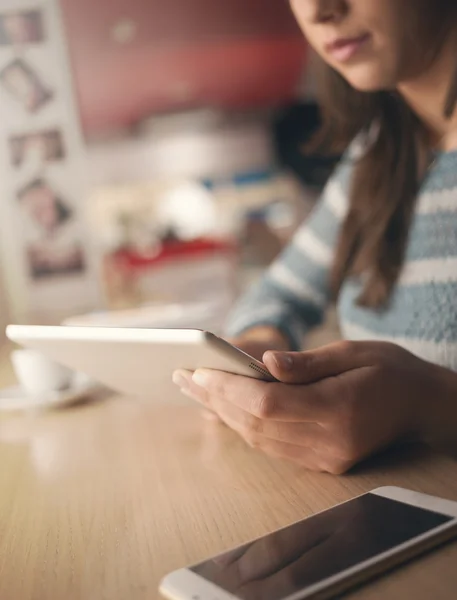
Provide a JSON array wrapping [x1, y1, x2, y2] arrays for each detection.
[[0, 0, 341, 334]]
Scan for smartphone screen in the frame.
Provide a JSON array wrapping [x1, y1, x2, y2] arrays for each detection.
[[191, 493, 452, 600]]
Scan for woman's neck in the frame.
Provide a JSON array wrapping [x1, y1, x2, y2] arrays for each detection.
[[397, 35, 457, 151]]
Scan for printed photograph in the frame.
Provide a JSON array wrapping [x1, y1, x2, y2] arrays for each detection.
[[0, 10, 45, 46], [17, 178, 86, 280], [9, 129, 65, 168], [0, 58, 53, 113]]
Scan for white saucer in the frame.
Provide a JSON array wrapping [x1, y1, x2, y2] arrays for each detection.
[[0, 382, 100, 412]]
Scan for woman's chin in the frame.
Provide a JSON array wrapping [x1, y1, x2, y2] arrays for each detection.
[[340, 65, 395, 93]]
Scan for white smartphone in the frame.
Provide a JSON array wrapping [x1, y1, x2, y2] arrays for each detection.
[[160, 487, 457, 600], [6, 325, 274, 398]]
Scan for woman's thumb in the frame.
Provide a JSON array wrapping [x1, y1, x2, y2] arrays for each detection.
[[263, 341, 374, 384]]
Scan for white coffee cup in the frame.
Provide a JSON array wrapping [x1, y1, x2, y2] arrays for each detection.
[[11, 349, 73, 396]]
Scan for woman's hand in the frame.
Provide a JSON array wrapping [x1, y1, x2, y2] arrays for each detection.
[[187, 326, 290, 421], [173, 341, 457, 473]]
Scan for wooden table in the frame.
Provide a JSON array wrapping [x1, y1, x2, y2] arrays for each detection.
[[1, 345, 457, 600]]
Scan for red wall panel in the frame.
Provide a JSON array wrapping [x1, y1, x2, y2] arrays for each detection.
[[60, 0, 306, 133]]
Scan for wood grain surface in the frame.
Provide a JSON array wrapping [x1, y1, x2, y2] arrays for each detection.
[[0, 344, 456, 600]]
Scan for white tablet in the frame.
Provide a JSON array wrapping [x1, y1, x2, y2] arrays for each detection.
[[6, 325, 274, 398]]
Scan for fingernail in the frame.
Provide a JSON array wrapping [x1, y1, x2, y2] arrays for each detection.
[[192, 370, 209, 388], [270, 352, 294, 371], [172, 370, 191, 389], [181, 388, 199, 402]]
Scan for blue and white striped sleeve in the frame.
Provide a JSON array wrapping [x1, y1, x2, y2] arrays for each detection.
[[225, 158, 353, 350]]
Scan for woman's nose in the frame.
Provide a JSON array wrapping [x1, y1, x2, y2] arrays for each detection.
[[299, 0, 348, 25]]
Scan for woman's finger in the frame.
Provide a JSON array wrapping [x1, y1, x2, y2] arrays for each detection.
[[207, 396, 329, 451], [192, 370, 328, 423], [201, 409, 222, 422], [206, 400, 327, 469], [257, 438, 327, 471], [252, 433, 353, 474], [172, 370, 223, 422], [263, 340, 382, 384], [173, 369, 209, 404]]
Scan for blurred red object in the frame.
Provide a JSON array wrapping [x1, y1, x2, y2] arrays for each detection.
[[111, 238, 236, 271], [103, 238, 238, 309]]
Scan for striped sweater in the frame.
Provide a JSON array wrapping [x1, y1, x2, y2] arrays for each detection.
[[227, 148, 457, 372]]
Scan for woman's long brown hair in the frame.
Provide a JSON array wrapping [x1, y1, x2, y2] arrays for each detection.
[[314, 16, 457, 308]]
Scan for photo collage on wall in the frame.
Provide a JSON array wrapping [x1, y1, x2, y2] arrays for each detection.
[[0, 5, 86, 282]]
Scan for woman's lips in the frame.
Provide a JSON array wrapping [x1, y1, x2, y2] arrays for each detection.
[[325, 33, 371, 63]]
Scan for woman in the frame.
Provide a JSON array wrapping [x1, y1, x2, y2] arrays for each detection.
[[173, 0, 457, 474]]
